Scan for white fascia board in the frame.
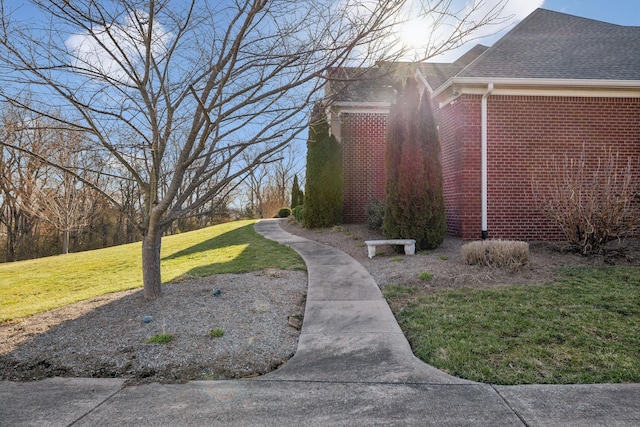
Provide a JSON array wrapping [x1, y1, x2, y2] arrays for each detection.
[[433, 77, 640, 100], [330, 101, 391, 114]]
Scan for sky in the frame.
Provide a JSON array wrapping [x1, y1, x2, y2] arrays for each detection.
[[7, 1, 639, 68], [4, 0, 639, 189], [426, 0, 640, 62]]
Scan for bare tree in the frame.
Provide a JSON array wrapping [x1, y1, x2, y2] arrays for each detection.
[[28, 128, 102, 254], [0, 106, 48, 261], [0, 0, 509, 298], [243, 144, 301, 218]]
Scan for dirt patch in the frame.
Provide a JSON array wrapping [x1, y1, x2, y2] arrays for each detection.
[[0, 270, 306, 384], [280, 219, 640, 305]]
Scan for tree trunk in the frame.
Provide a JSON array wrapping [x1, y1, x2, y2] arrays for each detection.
[[142, 225, 163, 299], [5, 227, 16, 262], [62, 229, 69, 254]]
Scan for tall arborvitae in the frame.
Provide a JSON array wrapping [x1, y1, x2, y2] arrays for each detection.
[[417, 86, 446, 248], [303, 103, 343, 228], [290, 174, 302, 208], [383, 80, 409, 241], [384, 78, 445, 250]]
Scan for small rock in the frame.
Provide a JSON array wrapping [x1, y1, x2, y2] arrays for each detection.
[[212, 289, 222, 297], [288, 315, 302, 330], [142, 316, 153, 323], [242, 372, 261, 379]]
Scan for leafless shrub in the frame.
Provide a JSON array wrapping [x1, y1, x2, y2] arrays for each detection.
[[461, 240, 529, 268], [532, 149, 640, 255]]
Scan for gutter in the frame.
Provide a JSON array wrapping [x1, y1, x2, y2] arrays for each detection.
[[481, 83, 494, 240], [432, 77, 640, 99]]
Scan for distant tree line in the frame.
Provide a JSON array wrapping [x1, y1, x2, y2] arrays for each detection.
[[0, 103, 232, 262], [0, 100, 304, 262]]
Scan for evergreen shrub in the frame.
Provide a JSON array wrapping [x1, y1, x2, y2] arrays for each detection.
[[383, 78, 445, 250], [366, 199, 385, 231], [303, 103, 343, 228], [277, 207, 291, 218], [292, 205, 304, 222]]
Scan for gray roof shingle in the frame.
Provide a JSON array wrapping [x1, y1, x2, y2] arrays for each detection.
[[326, 8, 640, 103], [417, 45, 489, 89], [327, 46, 489, 103], [457, 8, 640, 81]]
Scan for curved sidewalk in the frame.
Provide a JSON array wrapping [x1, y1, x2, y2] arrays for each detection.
[[254, 218, 468, 384], [1, 219, 638, 426]]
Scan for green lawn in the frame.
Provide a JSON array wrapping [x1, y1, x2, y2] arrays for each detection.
[[384, 266, 640, 385], [0, 220, 304, 322]]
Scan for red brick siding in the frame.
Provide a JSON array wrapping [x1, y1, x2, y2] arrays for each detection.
[[340, 112, 387, 223], [437, 95, 483, 239], [484, 95, 640, 240], [340, 95, 640, 241]]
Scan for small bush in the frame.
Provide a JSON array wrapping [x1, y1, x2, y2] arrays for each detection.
[[418, 271, 433, 281], [146, 333, 173, 344], [532, 149, 640, 255], [292, 205, 304, 222], [277, 207, 291, 218], [366, 199, 385, 231], [461, 240, 529, 268], [209, 328, 224, 338]]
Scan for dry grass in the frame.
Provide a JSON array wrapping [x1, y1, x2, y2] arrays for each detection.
[[461, 240, 529, 268]]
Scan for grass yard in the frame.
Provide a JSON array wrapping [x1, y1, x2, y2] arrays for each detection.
[[0, 220, 304, 322], [384, 266, 640, 385]]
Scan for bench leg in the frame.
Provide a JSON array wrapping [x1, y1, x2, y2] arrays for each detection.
[[404, 243, 415, 255], [367, 245, 376, 259]]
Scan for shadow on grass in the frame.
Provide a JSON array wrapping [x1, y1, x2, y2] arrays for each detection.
[[162, 222, 304, 278], [162, 223, 253, 262]]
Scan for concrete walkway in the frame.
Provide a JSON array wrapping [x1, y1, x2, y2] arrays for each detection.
[[1, 219, 639, 426]]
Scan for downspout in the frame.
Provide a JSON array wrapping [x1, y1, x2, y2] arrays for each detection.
[[481, 83, 494, 240]]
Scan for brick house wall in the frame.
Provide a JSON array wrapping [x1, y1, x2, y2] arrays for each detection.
[[436, 95, 483, 239], [436, 94, 640, 240], [340, 112, 387, 223], [340, 95, 640, 241], [483, 95, 640, 240]]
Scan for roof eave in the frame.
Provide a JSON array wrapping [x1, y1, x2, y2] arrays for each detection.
[[329, 101, 392, 110], [433, 77, 640, 99]]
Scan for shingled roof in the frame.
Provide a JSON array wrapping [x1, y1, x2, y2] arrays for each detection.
[[326, 46, 489, 103], [458, 8, 640, 81], [417, 44, 489, 89], [327, 8, 640, 104], [325, 67, 397, 103]]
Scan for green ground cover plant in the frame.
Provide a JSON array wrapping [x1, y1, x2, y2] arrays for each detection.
[[0, 220, 304, 322], [384, 266, 640, 385], [418, 271, 433, 281], [146, 333, 174, 344], [209, 328, 225, 338]]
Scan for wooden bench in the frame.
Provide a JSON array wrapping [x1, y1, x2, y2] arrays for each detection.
[[364, 239, 416, 259]]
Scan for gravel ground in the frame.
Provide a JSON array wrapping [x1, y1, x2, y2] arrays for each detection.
[[1, 269, 306, 384], [2, 219, 638, 384]]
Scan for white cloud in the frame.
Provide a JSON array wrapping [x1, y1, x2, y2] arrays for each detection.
[[65, 9, 171, 82]]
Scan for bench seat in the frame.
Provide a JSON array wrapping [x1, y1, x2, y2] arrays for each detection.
[[364, 239, 416, 259]]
